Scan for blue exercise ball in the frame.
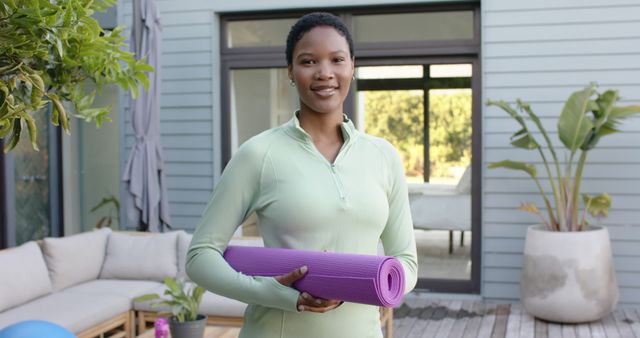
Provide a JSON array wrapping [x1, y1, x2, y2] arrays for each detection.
[[0, 320, 76, 338]]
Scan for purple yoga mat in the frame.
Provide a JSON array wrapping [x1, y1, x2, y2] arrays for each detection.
[[223, 246, 405, 307]]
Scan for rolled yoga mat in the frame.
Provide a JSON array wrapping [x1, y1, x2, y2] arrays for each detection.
[[223, 246, 405, 307]]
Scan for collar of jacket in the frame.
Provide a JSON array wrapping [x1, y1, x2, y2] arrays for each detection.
[[284, 110, 358, 146]]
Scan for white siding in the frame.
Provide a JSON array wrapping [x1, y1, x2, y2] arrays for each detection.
[[482, 0, 640, 305]]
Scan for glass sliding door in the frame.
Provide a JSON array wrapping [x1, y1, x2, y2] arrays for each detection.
[[2, 105, 62, 246], [355, 63, 475, 285]]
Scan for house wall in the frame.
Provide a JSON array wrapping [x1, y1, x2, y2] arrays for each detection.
[[116, 0, 640, 304], [117, 0, 469, 231], [482, 0, 640, 305]]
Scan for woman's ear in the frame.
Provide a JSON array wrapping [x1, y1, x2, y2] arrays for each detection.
[[287, 64, 293, 81], [351, 57, 355, 77]]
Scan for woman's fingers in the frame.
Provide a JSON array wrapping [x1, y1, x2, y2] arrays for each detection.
[[274, 266, 307, 287], [297, 292, 343, 313]]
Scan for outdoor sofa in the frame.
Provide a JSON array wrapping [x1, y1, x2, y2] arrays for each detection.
[[0, 228, 393, 337]]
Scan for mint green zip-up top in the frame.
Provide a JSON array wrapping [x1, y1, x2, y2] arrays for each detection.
[[186, 113, 418, 338]]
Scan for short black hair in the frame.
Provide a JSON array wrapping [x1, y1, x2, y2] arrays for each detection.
[[285, 12, 354, 66]]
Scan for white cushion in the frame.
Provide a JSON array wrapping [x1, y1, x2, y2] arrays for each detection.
[[63, 279, 163, 299], [99, 231, 179, 282], [0, 242, 52, 312], [455, 165, 472, 194], [0, 291, 130, 333], [133, 284, 248, 317], [42, 228, 111, 291], [199, 290, 248, 317], [177, 231, 192, 280]]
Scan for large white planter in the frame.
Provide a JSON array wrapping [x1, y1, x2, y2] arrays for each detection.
[[520, 225, 619, 323]]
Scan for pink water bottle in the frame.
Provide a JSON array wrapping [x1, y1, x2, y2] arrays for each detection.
[[154, 317, 169, 338]]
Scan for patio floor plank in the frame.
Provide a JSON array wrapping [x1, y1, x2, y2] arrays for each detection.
[[434, 300, 463, 338], [613, 307, 635, 338], [602, 313, 621, 337], [624, 307, 640, 337], [405, 299, 436, 338], [446, 300, 475, 338], [420, 300, 445, 338], [506, 303, 522, 338], [388, 302, 640, 338], [461, 301, 485, 338], [157, 303, 640, 338], [561, 324, 577, 338], [491, 304, 511, 338], [520, 307, 535, 338], [589, 319, 607, 338], [534, 319, 548, 338], [574, 322, 592, 338]]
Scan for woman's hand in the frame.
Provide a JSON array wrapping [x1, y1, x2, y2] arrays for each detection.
[[274, 266, 344, 313]]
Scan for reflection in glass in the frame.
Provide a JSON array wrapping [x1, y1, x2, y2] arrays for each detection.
[[227, 19, 297, 48], [230, 68, 298, 153], [14, 108, 50, 245], [359, 90, 425, 183], [353, 11, 474, 43]]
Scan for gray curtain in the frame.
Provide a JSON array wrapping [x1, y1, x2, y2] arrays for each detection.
[[122, 0, 170, 232]]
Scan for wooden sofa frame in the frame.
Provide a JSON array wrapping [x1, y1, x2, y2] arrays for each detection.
[[136, 307, 393, 337]]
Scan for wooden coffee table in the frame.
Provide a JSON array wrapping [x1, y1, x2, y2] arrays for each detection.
[[135, 326, 240, 338]]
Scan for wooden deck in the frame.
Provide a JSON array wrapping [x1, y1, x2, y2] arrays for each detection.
[[160, 300, 640, 338], [393, 299, 640, 338]]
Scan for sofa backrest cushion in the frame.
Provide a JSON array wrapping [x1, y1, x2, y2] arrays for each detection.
[[177, 231, 191, 281], [177, 233, 264, 281], [0, 242, 53, 312], [99, 231, 179, 282], [42, 228, 111, 291]]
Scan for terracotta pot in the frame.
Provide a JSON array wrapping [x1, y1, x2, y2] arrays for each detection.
[[520, 225, 618, 323]]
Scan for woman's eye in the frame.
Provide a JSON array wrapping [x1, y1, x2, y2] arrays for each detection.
[[301, 59, 315, 65], [334, 58, 345, 63]]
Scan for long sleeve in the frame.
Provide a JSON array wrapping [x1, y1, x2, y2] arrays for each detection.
[[185, 139, 300, 312], [379, 141, 419, 294]]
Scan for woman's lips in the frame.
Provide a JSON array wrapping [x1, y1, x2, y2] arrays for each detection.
[[311, 85, 338, 97]]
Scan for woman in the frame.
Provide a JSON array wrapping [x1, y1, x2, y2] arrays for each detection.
[[186, 12, 417, 338]]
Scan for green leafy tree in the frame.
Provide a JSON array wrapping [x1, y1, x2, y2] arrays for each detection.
[[364, 90, 472, 180], [0, 0, 152, 152]]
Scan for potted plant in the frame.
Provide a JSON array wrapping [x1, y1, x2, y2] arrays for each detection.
[[135, 277, 207, 338], [90, 194, 120, 229], [487, 83, 640, 323]]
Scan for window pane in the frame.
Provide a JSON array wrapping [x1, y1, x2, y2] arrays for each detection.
[[430, 64, 472, 78], [353, 11, 474, 43], [358, 90, 425, 183], [429, 89, 472, 184], [227, 19, 297, 48], [357, 65, 423, 79], [230, 68, 298, 152]]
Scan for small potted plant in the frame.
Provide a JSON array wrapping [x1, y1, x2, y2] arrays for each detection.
[[487, 83, 640, 323], [135, 277, 207, 338]]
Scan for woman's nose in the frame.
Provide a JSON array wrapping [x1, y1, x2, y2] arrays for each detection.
[[314, 62, 335, 80]]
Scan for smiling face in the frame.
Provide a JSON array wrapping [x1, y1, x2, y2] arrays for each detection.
[[288, 26, 355, 117]]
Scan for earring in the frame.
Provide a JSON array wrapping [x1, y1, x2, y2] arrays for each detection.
[[290, 79, 296, 87], [352, 74, 356, 80]]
